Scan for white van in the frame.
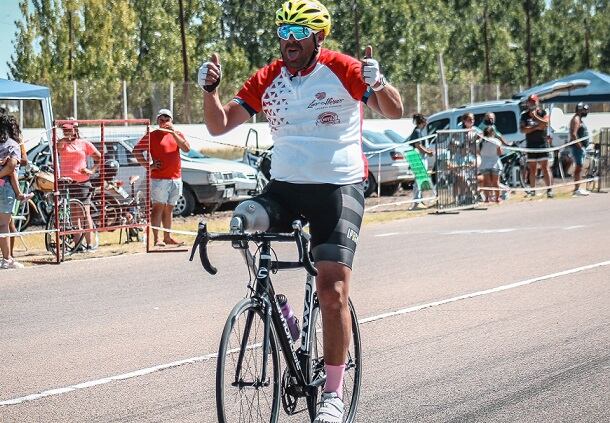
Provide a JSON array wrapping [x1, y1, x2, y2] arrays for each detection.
[[426, 100, 569, 147]]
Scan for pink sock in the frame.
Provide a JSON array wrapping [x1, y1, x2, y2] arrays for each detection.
[[324, 364, 346, 398]]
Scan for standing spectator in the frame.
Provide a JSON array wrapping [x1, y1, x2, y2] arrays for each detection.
[[0, 115, 26, 269], [134, 109, 190, 247], [407, 113, 433, 208], [520, 94, 553, 198], [1, 115, 32, 258], [479, 126, 503, 203], [570, 102, 590, 196], [57, 122, 101, 251]]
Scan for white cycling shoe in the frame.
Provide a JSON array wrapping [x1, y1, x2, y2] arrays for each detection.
[[314, 392, 344, 423]]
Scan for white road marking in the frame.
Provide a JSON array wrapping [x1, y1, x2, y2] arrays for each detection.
[[564, 225, 586, 230], [375, 232, 402, 237], [2, 259, 609, 407], [443, 228, 517, 235], [360, 259, 610, 324]]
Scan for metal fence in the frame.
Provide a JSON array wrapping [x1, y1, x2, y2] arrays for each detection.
[[434, 130, 479, 211], [50, 80, 524, 124], [49, 119, 150, 262], [599, 128, 610, 192]]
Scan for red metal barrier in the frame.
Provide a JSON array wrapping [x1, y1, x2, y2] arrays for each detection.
[[50, 119, 150, 262]]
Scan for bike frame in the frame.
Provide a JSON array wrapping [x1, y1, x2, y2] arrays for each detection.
[[232, 241, 320, 396]]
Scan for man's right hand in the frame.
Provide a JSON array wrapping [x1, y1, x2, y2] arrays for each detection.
[[198, 53, 222, 93]]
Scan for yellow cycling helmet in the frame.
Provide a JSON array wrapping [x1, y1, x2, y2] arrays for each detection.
[[275, 0, 331, 36]]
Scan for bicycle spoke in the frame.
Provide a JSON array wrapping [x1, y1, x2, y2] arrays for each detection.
[[217, 300, 279, 422]]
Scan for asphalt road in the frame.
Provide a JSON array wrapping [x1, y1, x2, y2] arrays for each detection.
[[1, 194, 609, 422]]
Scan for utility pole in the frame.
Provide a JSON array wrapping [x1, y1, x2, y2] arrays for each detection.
[[483, 4, 491, 84], [353, 0, 361, 58], [524, 0, 533, 87], [178, 0, 191, 123], [584, 15, 591, 68]]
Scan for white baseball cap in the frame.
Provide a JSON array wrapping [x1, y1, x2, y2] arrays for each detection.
[[156, 108, 173, 119]]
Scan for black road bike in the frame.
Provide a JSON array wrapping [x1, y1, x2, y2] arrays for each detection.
[[190, 221, 362, 422]]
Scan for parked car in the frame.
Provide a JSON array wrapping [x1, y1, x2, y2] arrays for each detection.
[[29, 137, 237, 217], [362, 130, 414, 197], [180, 149, 260, 204], [121, 138, 237, 216]]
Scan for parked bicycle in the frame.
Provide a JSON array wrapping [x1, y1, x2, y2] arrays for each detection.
[[499, 139, 528, 188], [584, 143, 601, 192], [90, 174, 146, 243], [12, 163, 55, 231], [190, 220, 362, 422], [44, 178, 90, 259]]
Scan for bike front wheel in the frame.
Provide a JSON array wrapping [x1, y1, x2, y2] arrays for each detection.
[[306, 297, 362, 422], [216, 298, 281, 423]]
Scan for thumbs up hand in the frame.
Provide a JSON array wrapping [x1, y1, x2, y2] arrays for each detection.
[[361, 45, 386, 91], [361, 46, 381, 86], [197, 53, 222, 93]]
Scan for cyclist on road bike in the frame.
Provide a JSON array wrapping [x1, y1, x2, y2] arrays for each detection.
[[198, 1, 403, 421]]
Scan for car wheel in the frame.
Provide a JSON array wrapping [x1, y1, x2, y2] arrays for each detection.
[[380, 183, 400, 196], [363, 172, 377, 197], [173, 186, 196, 217]]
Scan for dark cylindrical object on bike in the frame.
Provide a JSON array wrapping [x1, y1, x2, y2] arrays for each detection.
[[276, 294, 300, 341]]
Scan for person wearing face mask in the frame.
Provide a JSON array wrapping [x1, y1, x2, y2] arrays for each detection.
[[570, 102, 590, 196], [478, 112, 510, 146], [198, 1, 403, 421]]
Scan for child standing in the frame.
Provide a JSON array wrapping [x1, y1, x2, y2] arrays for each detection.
[[479, 126, 503, 203]]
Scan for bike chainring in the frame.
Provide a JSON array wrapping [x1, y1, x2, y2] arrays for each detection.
[[280, 368, 300, 415]]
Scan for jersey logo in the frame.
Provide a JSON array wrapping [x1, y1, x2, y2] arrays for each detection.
[[316, 112, 340, 126], [315, 92, 326, 100], [307, 96, 345, 110]]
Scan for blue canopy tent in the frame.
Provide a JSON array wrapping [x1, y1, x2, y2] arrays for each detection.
[[513, 70, 610, 103], [0, 79, 54, 145], [0, 79, 51, 99]]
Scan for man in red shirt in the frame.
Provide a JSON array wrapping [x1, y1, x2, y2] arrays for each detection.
[[134, 109, 190, 247]]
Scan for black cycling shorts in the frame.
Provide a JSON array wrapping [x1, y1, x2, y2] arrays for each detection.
[[59, 180, 93, 205], [252, 180, 365, 269]]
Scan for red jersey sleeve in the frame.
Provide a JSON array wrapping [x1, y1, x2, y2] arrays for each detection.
[[318, 49, 369, 101], [234, 61, 283, 115]]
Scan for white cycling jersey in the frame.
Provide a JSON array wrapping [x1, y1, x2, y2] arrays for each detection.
[[234, 48, 372, 184]]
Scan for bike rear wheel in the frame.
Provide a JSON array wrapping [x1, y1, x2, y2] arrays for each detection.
[[45, 199, 86, 259], [216, 298, 281, 423], [306, 297, 362, 422]]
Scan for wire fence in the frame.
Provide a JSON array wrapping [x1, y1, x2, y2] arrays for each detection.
[[50, 81, 533, 124]]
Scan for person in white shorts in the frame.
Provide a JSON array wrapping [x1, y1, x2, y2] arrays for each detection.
[[134, 109, 190, 247]]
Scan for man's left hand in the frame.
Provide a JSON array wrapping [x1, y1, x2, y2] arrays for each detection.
[[361, 45, 382, 87]]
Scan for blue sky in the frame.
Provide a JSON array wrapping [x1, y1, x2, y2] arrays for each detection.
[[0, 1, 22, 79]]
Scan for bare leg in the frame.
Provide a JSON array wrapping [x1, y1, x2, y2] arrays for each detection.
[[541, 159, 552, 189], [151, 202, 165, 244], [161, 204, 181, 244], [491, 173, 500, 201], [83, 204, 94, 246], [528, 161, 537, 190], [574, 163, 583, 191], [316, 261, 352, 367], [9, 218, 15, 257], [0, 213, 12, 260]]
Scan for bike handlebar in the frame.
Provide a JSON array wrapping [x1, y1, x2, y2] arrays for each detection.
[[189, 220, 318, 277]]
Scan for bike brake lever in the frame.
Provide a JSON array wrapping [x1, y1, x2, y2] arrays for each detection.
[[294, 229, 318, 277], [189, 222, 218, 275]]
